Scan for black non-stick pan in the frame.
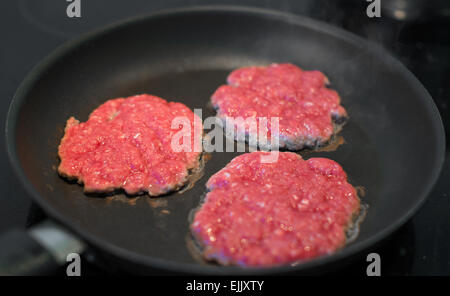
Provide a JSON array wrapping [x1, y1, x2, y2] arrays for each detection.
[[2, 6, 445, 275]]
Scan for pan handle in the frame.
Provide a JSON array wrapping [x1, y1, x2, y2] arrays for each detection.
[[0, 221, 85, 275]]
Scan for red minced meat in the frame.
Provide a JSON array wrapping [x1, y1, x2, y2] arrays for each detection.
[[211, 63, 347, 150], [58, 94, 202, 196], [191, 151, 360, 267]]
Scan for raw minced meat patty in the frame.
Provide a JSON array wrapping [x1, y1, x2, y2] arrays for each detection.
[[58, 94, 202, 196], [191, 152, 360, 267], [211, 63, 347, 150]]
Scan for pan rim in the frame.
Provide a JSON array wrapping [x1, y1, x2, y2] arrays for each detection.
[[5, 5, 446, 275]]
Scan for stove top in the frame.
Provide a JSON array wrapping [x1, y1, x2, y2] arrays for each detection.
[[1, 0, 449, 275]]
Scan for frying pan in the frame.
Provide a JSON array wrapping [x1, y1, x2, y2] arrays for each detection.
[[2, 6, 445, 275]]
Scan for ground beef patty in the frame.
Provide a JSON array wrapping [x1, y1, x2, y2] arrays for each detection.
[[58, 94, 202, 196], [211, 63, 347, 150], [191, 152, 360, 267]]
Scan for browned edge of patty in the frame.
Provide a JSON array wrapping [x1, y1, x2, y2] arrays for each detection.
[[212, 107, 349, 151]]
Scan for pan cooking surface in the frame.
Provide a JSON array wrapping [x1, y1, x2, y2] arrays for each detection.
[[6, 7, 445, 274]]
